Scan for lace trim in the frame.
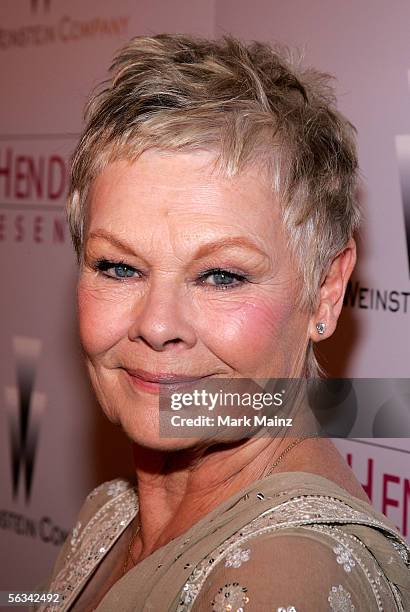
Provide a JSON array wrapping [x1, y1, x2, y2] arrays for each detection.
[[387, 538, 410, 567], [37, 481, 137, 611], [224, 546, 251, 569], [305, 524, 385, 611], [177, 495, 409, 611], [33, 481, 409, 612]]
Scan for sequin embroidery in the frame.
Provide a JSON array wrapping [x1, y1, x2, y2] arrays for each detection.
[[211, 582, 249, 612], [389, 538, 410, 566], [305, 524, 384, 610], [224, 547, 251, 569], [106, 480, 129, 497], [177, 495, 409, 611], [69, 521, 82, 552], [37, 481, 138, 611], [333, 543, 356, 573], [328, 584, 355, 611], [37, 480, 410, 612]]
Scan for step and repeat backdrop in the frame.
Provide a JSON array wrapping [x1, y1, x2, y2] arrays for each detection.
[[0, 0, 409, 594]]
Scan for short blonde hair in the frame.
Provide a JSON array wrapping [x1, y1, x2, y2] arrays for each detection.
[[67, 33, 361, 377]]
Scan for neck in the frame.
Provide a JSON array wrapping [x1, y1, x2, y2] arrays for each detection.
[[130, 434, 292, 558], [130, 384, 318, 559]]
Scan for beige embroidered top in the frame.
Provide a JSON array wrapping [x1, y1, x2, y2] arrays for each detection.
[[35, 472, 410, 611]]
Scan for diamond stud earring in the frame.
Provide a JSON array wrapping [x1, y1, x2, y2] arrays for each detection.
[[316, 322, 326, 335]]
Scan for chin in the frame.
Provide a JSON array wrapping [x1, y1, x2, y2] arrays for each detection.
[[123, 426, 209, 453], [111, 407, 206, 452]]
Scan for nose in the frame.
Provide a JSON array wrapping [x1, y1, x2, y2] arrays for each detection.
[[127, 277, 197, 352]]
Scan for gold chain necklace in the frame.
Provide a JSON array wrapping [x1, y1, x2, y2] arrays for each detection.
[[265, 433, 319, 477], [122, 522, 140, 576], [122, 434, 318, 575]]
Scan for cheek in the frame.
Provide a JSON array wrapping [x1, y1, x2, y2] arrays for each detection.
[[199, 298, 294, 369], [77, 282, 131, 357]]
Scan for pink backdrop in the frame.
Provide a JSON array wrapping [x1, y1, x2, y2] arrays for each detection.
[[0, 0, 409, 596]]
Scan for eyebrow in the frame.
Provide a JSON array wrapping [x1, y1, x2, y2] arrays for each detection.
[[192, 236, 267, 260], [87, 230, 137, 257], [87, 230, 268, 259]]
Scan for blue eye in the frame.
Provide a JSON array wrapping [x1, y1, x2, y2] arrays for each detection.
[[112, 264, 136, 278], [198, 268, 247, 290], [94, 259, 139, 280]]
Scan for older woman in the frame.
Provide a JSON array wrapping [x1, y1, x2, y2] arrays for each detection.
[[37, 34, 409, 611]]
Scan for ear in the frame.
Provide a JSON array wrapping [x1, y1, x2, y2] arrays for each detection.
[[308, 238, 357, 342]]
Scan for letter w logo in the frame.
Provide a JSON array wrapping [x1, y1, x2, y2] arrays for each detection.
[[6, 337, 46, 503]]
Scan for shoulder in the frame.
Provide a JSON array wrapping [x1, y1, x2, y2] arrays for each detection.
[[49, 477, 137, 582], [69, 477, 136, 538], [182, 495, 410, 611], [83, 477, 135, 510], [188, 530, 367, 611]]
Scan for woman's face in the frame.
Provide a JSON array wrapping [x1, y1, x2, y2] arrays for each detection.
[[77, 150, 311, 448]]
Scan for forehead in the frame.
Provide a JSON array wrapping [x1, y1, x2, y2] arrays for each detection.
[[86, 150, 282, 242]]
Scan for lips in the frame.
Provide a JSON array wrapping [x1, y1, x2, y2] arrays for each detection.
[[124, 368, 209, 383], [123, 367, 211, 394]]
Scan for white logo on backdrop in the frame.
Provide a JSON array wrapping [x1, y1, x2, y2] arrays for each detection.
[[5, 336, 46, 503]]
